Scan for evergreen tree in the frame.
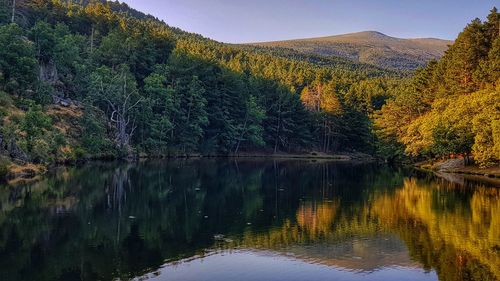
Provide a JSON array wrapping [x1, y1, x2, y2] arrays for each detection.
[[234, 95, 265, 153], [0, 23, 37, 95], [174, 76, 208, 152], [142, 68, 175, 151]]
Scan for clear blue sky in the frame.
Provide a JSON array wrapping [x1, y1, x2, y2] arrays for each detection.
[[121, 0, 497, 43]]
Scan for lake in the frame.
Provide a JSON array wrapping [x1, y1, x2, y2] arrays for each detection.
[[0, 159, 498, 281]]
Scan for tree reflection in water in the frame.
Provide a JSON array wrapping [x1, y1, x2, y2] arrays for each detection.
[[0, 160, 498, 281]]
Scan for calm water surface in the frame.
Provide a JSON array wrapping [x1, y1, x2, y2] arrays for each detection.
[[0, 160, 498, 281]]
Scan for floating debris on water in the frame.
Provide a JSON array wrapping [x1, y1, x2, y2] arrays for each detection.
[[213, 235, 233, 243], [214, 234, 225, 240]]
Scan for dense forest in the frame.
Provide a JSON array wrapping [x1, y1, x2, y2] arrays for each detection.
[[0, 0, 498, 178], [375, 9, 500, 167]]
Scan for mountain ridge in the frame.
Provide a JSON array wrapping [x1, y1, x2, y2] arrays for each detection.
[[249, 31, 450, 43], [249, 31, 453, 70]]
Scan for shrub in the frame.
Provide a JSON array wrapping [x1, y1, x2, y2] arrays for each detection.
[[32, 138, 50, 163], [72, 147, 87, 160], [0, 91, 12, 107], [0, 157, 10, 180]]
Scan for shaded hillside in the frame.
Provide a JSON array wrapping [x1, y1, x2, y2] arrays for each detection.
[[251, 31, 452, 70], [0, 0, 400, 177], [235, 44, 397, 76]]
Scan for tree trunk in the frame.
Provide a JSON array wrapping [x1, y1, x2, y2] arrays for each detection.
[[11, 0, 16, 23], [274, 125, 279, 153], [90, 25, 95, 54], [463, 152, 470, 166], [116, 115, 129, 149], [183, 105, 192, 154], [323, 119, 327, 152], [274, 103, 281, 154], [235, 113, 248, 154]]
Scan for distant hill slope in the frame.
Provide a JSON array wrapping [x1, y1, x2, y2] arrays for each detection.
[[65, 1, 389, 74], [250, 31, 453, 70]]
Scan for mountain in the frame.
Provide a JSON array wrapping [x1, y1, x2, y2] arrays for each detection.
[[250, 31, 453, 70]]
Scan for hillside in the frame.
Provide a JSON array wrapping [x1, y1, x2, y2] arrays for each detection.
[[374, 8, 499, 166], [0, 0, 398, 180], [0, 1, 497, 181], [251, 31, 453, 70]]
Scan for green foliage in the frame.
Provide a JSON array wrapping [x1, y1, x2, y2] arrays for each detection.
[[32, 81, 54, 105], [142, 68, 174, 152], [0, 0, 397, 158], [432, 122, 474, 158], [471, 90, 500, 167], [175, 76, 208, 152], [20, 104, 53, 162], [0, 0, 10, 24], [0, 156, 9, 179], [375, 7, 500, 166], [89, 65, 141, 150], [81, 106, 113, 156], [345, 78, 392, 113], [0, 23, 37, 95], [0, 90, 13, 108], [31, 138, 51, 162], [234, 95, 265, 153], [1, 0, 494, 166], [30, 21, 58, 63], [250, 31, 451, 71]]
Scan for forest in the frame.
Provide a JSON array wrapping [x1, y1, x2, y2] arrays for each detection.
[[0, 0, 498, 178]]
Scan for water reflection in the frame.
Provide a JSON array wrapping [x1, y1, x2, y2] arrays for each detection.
[[0, 160, 498, 281]]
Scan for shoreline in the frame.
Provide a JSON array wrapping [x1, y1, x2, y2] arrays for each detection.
[[139, 152, 375, 162], [415, 160, 500, 178], [414, 159, 500, 186], [4, 154, 499, 187], [1, 152, 376, 186]]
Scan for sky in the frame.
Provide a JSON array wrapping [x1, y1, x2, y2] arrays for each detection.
[[121, 0, 498, 43]]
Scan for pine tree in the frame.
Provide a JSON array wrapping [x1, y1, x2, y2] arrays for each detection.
[[0, 23, 37, 95], [175, 76, 208, 153], [142, 70, 174, 151], [234, 95, 265, 153]]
